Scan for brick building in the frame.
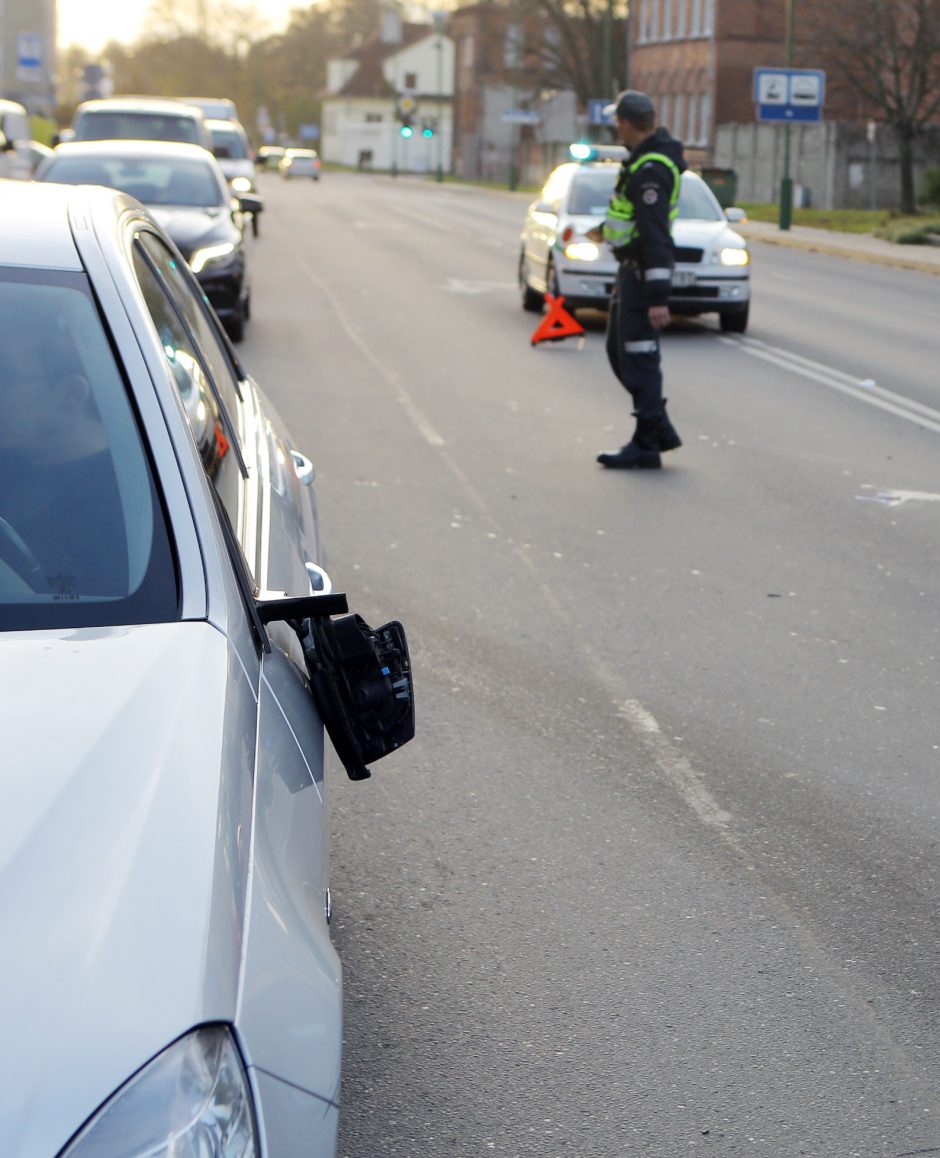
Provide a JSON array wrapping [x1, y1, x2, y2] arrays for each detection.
[[449, 1, 579, 183], [628, 0, 796, 165]]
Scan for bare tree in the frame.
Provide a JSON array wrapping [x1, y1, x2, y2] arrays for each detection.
[[519, 0, 628, 109], [802, 0, 940, 212]]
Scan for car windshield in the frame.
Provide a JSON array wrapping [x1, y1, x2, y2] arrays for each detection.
[[568, 168, 618, 215], [210, 127, 249, 160], [42, 155, 225, 208], [568, 167, 725, 223], [74, 111, 201, 145], [0, 268, 178, 630], [676, 178, 724, 222]]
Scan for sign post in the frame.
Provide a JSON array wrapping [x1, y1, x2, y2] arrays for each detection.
[[753, 67, 826, 230]]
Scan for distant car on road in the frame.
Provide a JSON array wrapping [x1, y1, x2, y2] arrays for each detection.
[[65, 96, 213, 151], [518, 145, 751, 333], [0, 98, 33, 179], [257, 144, 286, 171], [179, 95, 239, 122], [0, 176, 413, 1158], [280, 147, 322, 181], [35, 139, 260, 341], [206, 117, 262, 236]]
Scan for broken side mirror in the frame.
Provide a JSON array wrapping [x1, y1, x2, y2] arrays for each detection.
[[257, 592, 415, 781]]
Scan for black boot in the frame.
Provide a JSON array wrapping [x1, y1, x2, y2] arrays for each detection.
[[596, 442, 662, 469], [658, 399, 682, 452], [597, 415, 662, 469]]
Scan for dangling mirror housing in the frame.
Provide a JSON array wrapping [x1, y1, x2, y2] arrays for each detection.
[[256, 592, 415, 780]]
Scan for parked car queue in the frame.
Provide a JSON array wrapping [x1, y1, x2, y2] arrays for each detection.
[[0, 99, 407, 1158]]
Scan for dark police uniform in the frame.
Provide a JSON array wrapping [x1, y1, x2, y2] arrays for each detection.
[[598, 119, 687, 469]]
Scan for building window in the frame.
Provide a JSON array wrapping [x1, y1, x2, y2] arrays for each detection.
[[699, 90, 711, 142], [663, 0, 673, 39], [505, 23, 522, 68], [638, 0, 650, 43], [462, 35, 474, 68], [403, 71, 418, 90], [660, 93, 671, 129], [686, 96, 697, 143], [690, 0, 702, 36], [676, 0, 686, 37], [703, 0, 715, 34], [650, 0, 661, 40], [673, 93, 684, 138], [365, 112, 383, 123]]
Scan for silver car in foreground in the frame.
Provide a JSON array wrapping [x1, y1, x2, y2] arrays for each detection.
[[0, 181, 413, 1156], [519, 146, 751, 332]]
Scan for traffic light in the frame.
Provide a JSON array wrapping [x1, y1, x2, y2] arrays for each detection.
[[397, 95, 417, 139], [422, 121, 434, 139]]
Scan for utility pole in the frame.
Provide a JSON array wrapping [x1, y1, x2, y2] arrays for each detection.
[[433, 12, 446, 183], [601, 0, 614, 101], [779, 0, 795, 231]]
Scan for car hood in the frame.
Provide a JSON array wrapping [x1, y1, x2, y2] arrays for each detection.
[[149, 205, 237, 255], [674, 217, 745, 255], [218, 158, 256, 182], [559, 213, 744, 262], [0, 621, 253, 1156]]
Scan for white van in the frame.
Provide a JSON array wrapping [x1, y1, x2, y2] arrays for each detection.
[[0, 99, 33, 179]]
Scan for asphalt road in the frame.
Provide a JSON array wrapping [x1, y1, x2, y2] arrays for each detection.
[[242, 172, 940, 1157]]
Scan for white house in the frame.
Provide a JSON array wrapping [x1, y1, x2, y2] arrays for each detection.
[[322, 12, 455, 175]]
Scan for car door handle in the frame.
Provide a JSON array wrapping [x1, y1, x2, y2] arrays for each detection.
[[291, 449, 316, 486], [306, 561, 333, 595]]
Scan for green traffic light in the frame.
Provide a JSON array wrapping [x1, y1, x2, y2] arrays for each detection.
[[400, 125, 414, 139], [422, 127, 433, 138]]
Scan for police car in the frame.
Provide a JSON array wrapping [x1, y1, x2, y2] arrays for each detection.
[[518, 144, 751, 333]]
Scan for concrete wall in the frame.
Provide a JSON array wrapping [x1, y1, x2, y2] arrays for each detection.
[[713, 121, 940, 209]]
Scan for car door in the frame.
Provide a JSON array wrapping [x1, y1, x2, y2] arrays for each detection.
[[130, 229, 332, 889], [525, 165, 570, 291]]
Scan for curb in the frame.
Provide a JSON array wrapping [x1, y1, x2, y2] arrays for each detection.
[[736, 224, 940, 277]]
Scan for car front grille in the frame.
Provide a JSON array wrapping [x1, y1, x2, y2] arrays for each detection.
[[671, 285, 720, 299], [674, 246, 704, 263]]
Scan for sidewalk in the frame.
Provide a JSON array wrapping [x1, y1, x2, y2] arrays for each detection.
[[736, 218, 940, 276]]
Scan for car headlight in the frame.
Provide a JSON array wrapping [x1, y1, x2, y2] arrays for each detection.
[[60, 1026, 259, 1158], [231, 176, 253, 194], [190, 241, 237, 273], [563, 241, 601, 261], [719, 247, 749, 267]]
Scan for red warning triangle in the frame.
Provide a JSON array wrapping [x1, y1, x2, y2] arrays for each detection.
[[530, 294, 586, 346]]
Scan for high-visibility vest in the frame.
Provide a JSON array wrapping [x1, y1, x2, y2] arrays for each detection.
[[602, 152, 681, 250]]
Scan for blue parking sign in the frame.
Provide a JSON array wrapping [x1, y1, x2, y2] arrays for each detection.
[[754, 68, 826, 123], [588, 99, 615, 127]]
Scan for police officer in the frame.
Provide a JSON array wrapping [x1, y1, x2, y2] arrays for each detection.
[[589, 91, 687, 469]]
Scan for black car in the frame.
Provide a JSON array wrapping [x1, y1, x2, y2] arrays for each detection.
[[35, 139, 262, 341]]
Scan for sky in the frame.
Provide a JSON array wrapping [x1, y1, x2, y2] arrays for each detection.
[[57, 0, 300, 54]]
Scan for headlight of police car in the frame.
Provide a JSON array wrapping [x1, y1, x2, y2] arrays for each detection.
[[564, 241, 601, 261], [190, 241, 237, 273], [60, 1026, 259, 1157], [231, 176, 253, 194], [719, 247, 749, 267]]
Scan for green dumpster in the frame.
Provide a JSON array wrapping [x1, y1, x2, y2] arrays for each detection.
[[701, 167, 738, 209]]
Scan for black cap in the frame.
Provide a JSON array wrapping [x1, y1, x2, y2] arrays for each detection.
[[604, 90, 656, 123]]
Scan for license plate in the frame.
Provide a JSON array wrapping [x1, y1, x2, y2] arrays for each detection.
[[672, 270, 696, 288]]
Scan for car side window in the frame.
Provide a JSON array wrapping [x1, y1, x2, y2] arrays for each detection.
[[132, 239, 243, 529], [136, 233, 244, 417]]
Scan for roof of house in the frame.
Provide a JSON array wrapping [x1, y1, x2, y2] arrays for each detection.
[[333, 24, 436, 99]]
